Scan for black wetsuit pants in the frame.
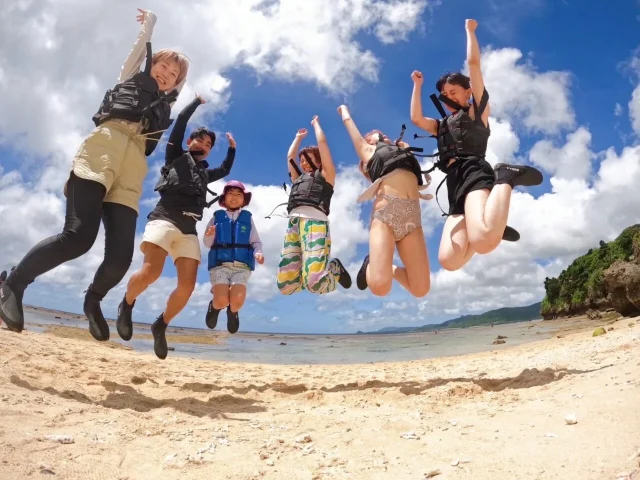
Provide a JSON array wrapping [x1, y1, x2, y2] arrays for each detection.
[[9, 172, 137, 297]]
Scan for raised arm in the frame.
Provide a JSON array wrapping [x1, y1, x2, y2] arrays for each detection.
[[410, 71, 438, 136], [165, 95, 203, 164], [119, 9, 157, 83], [310, 116, 336, 185], [206, 133, 236, 182], [286, 129, 307, 181], [338, 105, 375, 166], [465, 19, 490, 125]]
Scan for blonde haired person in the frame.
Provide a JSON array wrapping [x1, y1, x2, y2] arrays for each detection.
[[0, 9, 189, 341]]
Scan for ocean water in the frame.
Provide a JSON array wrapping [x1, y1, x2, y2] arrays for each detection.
[[19, 308, 556, 365]]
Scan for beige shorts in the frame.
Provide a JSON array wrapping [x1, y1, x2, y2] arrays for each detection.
[[142, 220, 201, 263], [68, 119, 148, 214]]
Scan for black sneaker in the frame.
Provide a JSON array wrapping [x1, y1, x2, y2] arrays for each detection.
[[205, 301, 221, 329], [494, 163, 543, 188], [356, 255, 370, 291], [116, 296, 135, 341], [330, 259, 352, 289], [151, 315, 168, 360], [227, 307, 240, 334], [83, 284, 110, 342], [0, 279, 25, 333], [502, 225, 520, 242]]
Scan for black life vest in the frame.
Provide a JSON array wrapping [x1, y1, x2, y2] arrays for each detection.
[[286, 170, 334, 216], [154, 153, 209, 214], [367, 141, 425, 185], [92, 42, 176, 157], [426, 90, 490, 173]]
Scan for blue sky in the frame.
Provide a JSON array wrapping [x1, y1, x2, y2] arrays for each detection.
[[1, 0, 639, 334]]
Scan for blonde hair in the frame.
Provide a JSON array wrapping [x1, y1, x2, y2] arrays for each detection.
[[152, 49, 190, 87]]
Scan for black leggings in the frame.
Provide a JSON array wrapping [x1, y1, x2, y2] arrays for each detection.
[[11, 172, 138, 297]]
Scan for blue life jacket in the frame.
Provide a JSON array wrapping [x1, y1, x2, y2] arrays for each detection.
[[207, 209, 255, 271]]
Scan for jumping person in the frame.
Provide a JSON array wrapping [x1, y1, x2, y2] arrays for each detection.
[[0, 9, 189, 339], [338, 105, 431, 298], [410, 19, 543, 272], [115, 94, 236, 359], [276, 116, 352, 296], [204, 181, 264, 335]]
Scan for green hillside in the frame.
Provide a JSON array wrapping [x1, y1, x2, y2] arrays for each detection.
[[541, 224, 640, 318], [360, 301, 542, 334]]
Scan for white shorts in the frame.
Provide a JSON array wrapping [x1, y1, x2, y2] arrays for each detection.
[[141, 220, 201, 262], [210, 264, 252, 287]]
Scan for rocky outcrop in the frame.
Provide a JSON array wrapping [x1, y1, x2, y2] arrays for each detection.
[[602, 260, 640, 317]]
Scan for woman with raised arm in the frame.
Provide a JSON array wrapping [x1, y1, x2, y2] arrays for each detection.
[[276, 116, 352, 296], [337, 105, 431, 298], [410, 19, 543, 272]]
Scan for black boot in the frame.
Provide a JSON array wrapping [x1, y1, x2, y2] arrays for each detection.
[[494, 163, 543, 188], [116, 295, 135, 341], [356, 255, 370, 291], [227, 307, 240, 334], [330, 259, 352, 289], [502, 226, 520, 242], [150, 315, 168, 360], [83, 284, 110, 342], [0, 276, 26, 333], [205, 301, 221, 329]]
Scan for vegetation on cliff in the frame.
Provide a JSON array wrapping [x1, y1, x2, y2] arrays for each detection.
[[541, 224, 640, 318]]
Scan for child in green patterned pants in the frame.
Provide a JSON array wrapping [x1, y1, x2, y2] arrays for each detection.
[[276, 116, 352, 295]]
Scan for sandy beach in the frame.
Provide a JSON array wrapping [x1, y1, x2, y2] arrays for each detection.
[[0, 315, 638, 480]]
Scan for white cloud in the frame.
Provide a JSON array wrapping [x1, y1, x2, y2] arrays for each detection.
[[529, 127, 594, 181], [615, 102, 623, 117], [477, 47, 575, 134]]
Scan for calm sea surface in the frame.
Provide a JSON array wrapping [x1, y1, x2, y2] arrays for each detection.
[[20, 308, 555, 365]]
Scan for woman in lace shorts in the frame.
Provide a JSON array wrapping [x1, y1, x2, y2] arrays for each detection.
[[338, 105, 432, 298]]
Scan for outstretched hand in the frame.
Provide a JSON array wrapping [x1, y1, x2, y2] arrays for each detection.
[[205, 225, 215, 237], [296, 128, 308, 139], [195, 92, 206, 104], [465, 19, 478, 31], [136, 8, 148, 24], [311, 115, 320, 126], [255, 253, 265, 265], [411, 70, 424, 85], [226, 132, 236, 148]]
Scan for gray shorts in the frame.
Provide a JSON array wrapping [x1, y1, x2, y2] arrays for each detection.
[[210, 264, 252, 287]]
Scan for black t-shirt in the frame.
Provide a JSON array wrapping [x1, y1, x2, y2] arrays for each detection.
[[147, 97, 236, 235]]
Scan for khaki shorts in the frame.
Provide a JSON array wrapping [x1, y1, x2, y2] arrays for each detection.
[[68, 119, 148, 214], [142, 220, 201, 263]]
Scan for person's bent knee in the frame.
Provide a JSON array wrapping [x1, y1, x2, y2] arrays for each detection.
[[60, 227, 99, 258], [438, 251, 460, 271], [175, 281, 195, 299], [139, 264, 163, 286], [410, 281, 430, 298], [468, 232, 501, 255], [368, 277, 392, 297], [213, 290, 229, 309], [229, 293, 246, 312]]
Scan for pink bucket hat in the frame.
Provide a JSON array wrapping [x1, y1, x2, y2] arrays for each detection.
[[219, 180, 252, 208]]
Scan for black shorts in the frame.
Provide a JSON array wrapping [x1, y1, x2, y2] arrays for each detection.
[[445, 157, 495, 215]]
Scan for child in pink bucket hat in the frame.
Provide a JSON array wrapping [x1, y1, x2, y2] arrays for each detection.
[[203, 181, 263, 333]]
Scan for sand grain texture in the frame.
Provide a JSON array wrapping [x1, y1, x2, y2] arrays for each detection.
[[0, 317, 639, 480]]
